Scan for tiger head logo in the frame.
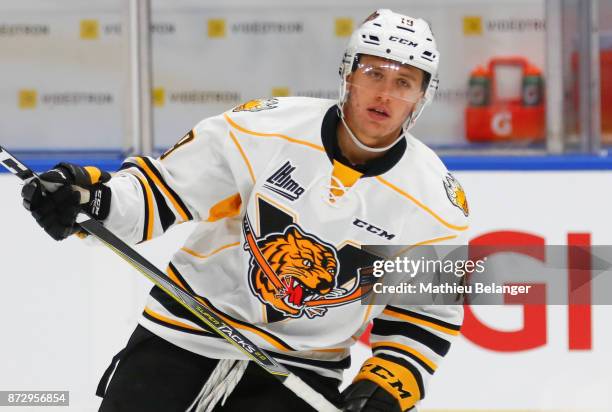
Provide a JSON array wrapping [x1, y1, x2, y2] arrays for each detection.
[[247, 225, 339, 318], [444, 173, 469, 217]]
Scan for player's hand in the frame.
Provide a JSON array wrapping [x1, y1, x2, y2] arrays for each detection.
[[341, 379, 401, 412], [21, 163, 112, 241]]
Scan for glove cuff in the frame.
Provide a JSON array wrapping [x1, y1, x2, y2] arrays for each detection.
[[84, 184, 111, 220], [354, 356, 421, 411], [56, 162, 111, 186]]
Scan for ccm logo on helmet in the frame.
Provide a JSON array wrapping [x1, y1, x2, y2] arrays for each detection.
[[389, 36, 418, 47]]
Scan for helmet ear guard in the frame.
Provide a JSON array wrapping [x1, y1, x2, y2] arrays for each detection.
[[404, 74, 438, 131]]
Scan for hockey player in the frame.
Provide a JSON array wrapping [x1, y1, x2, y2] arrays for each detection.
[[21, 9, 468, 412]]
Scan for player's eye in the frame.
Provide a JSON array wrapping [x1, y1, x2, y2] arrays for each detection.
[[365, 69, 384, 80], [303, 259, 313, 268], [327, 269, 335, 274], [397, 78, 412, 88]]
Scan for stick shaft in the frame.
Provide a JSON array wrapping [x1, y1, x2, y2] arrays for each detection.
[[0, 145, 340, 412]]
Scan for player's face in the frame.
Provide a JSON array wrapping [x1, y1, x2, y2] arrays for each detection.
[[344, 55, 425, 148]]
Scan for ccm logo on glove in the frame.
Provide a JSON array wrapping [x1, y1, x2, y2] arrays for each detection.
[[353, 356, 421, 411]]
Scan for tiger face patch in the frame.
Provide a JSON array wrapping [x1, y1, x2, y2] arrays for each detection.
[[444, 173, 469, 217], [243, 213, 374, 320], [232, 98, 279, 112]]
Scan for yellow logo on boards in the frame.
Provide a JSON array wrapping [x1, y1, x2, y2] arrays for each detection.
[[463, 16, 483, 36], [335, 18, 353, 37], [80, 19, 99, 39], [208, 19, 226, 38], [18, 90, 37, 109], [152, 88, 165, 107], [271, 87, 289, 97]]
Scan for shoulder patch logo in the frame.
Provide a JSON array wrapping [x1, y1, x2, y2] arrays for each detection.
[[444, 173, 469, 217], [232, 98, 279, 112]]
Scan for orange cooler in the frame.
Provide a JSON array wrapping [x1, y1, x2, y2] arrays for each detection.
[[466, 57, 545, 142]]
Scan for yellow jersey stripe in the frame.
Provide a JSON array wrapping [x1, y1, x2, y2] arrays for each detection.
[[134, 174, 154, 241], [372, 341, 438, 372], [383, 308, 461, 336], [228, 131, 256, 183], [375, 176, 469, 231], [181, 242, 240, 259], [224, 114, 325, 152], [144, 306, 204, 332]]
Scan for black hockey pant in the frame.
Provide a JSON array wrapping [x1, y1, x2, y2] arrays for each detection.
[[97, 325, 342, 412]]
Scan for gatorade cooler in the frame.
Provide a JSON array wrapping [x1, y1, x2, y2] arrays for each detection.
[[465, 57, 545, 142]]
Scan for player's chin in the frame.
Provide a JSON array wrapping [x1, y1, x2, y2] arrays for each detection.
[[362, 124, 398, 141], [358, 133, 391, 148]]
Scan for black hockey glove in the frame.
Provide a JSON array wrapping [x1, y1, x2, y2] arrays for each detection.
[[21, 163, 112, 241], [341, 380, 401, 412]]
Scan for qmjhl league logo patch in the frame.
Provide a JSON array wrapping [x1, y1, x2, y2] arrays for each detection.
[[263, 160, 305, 201]]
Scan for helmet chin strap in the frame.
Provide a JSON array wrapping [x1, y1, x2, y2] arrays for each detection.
[[338, 104, 406, 153]]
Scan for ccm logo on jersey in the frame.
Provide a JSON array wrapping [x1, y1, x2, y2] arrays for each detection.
[[263, 161, 305, 201], [389, 36, 418, 47], [353, 218, 396, 240]]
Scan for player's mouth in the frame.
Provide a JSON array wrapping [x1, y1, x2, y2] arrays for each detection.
[[367, 106, 390, 121]]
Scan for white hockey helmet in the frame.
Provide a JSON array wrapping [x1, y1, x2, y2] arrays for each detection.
[[338, 9, 440, 150]]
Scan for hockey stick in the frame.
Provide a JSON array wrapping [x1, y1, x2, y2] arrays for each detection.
[[0, 145, 341, 412]]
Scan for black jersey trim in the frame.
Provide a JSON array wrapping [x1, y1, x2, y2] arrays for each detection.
[[121, 162, 176, 231], [167, 262, 197, 296], [320, 105, 407, 177], [140, 157, 193, 222], [133, 175, 151, 243], [373, 345, 435, 375], [385, 306, 462, 332], [372, 319, 451, 357], [142, 309, 220, 338]]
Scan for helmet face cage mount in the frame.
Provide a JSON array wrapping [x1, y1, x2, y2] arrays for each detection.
[[338, 9, 440, 145]]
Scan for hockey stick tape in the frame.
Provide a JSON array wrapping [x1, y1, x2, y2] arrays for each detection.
[[283, 374, 341, 412]]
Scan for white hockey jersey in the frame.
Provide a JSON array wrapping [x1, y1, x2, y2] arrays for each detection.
[[104, 97, 469, 406]]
